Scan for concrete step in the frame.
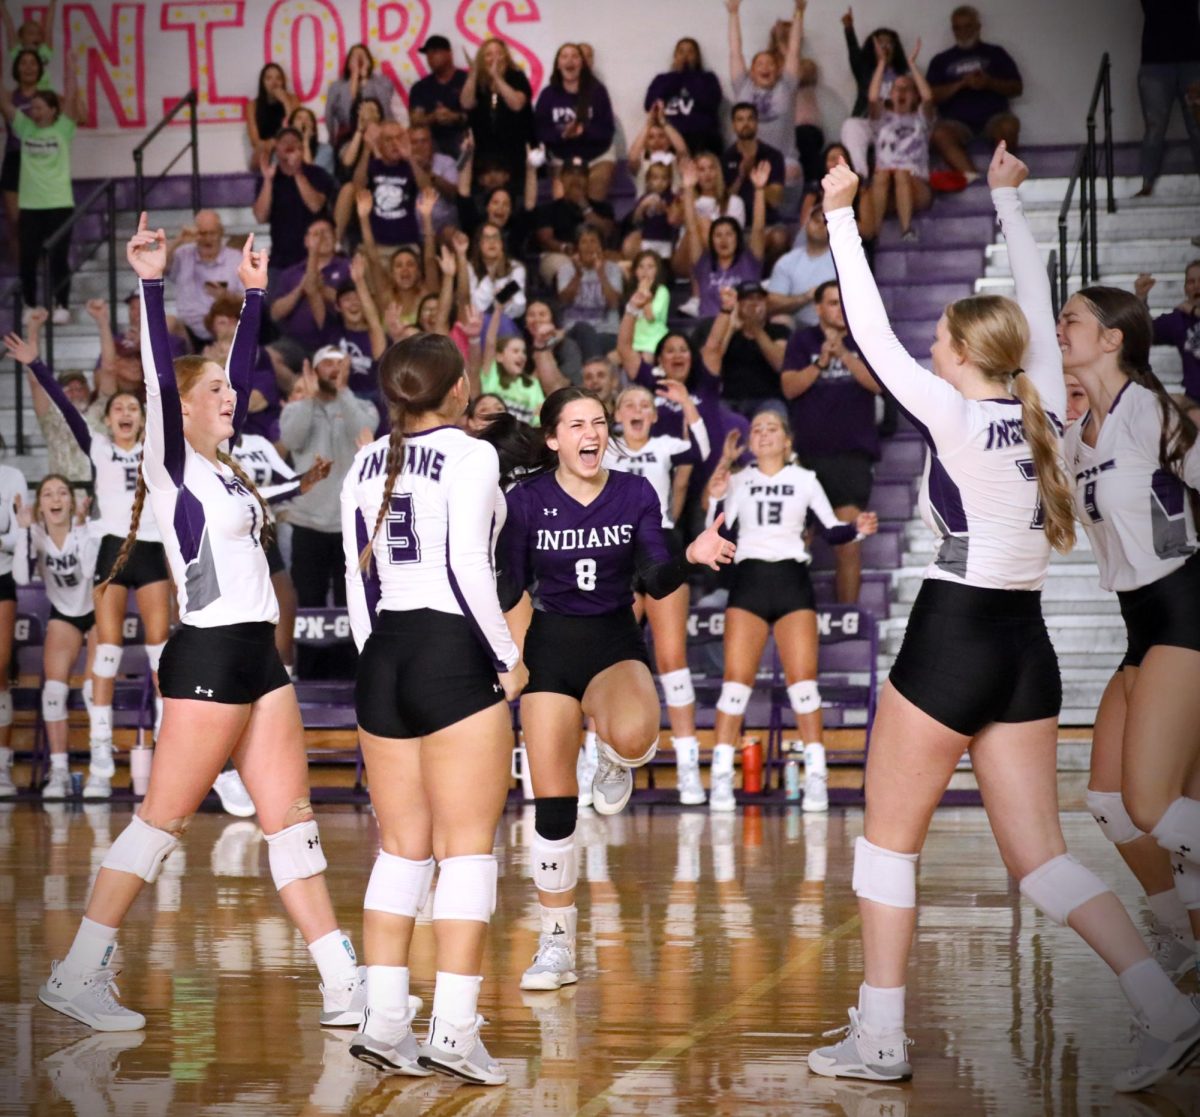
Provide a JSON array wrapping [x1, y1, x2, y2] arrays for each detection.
[[1025, 204, 1199, 242], [978, 272, 1186, 307], [985, 238, 1197, 278]]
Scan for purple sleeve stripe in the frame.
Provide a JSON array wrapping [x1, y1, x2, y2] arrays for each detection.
[[141, 280, 187, 485], [265, 481, 302, 506], [29, 358, 92, 453], [445, 514, 509, 674], [353, 508, 381, 629], [228, 291, 264, 438], [805, 509, 858, 545]]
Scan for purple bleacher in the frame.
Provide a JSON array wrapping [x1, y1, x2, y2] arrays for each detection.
[[876, 436, 925, 479], [880, 282, 976, 320], [870, 479, 916, 522], [811, 571, 890, 619], [810, 521, 903, 572]]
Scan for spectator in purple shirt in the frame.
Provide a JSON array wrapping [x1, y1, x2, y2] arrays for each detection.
[[722, 101, 789, 266], [1135, 263, 1200, 414], [681, 158, 767, 319], [781, 280, 881, 603], [535, 43, 616, 203], [926, 5, 1023, 180], [643, 37, 725, 156], [409, 34, 468, 156], [352, 121, 420, 248], [252, 128, 336, 274], [269, 217, 351, 353]]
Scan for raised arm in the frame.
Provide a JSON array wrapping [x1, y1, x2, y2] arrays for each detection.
[[130, 214, 187, 488], [747, 161, 768, 261], [987, 143, 1065, 418], [727, 0, 747, 86], [617, 288, 651, 379], [822, 164, 968, 451], [4, 328, 92, 452], [783, 0, 806, 80], [228, 235, 268, 438], [43, 0, 58, 49]]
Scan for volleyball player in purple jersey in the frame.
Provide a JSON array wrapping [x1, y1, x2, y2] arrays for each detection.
[[495, 386, 732, 991]]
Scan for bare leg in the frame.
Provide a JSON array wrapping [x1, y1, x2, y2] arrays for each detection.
[[774, 610, 821, 744], [713, 608, 771, 748], [894, 170, 916, 235], [646, 585, 695, 740], [271, 570, 297, 671], [832, 503, 862, 603], [931, 121, 976, 175], [583, 659, 661, 761], [42, 620, 85, 758]]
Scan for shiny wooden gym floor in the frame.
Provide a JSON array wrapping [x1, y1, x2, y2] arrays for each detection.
[[2, 794, 1198, 1117]]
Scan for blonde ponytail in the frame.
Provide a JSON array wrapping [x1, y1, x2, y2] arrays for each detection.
[[1012, 373, 1076, 554]]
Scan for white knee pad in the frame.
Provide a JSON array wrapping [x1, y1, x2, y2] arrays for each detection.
[[145, 642, 166, 673], [265, 819, 327, 892], [41, 680, 70, 723], [0, 689, 11, 727], [1173, 856, 1200, 910], [787, 680, 821, 715], [660, 668, 695, 708], [852, 836, 918, 908], [432, 854, 498, 923], [363, 851, 435, 917], [93, 644, 122, 680], [532, 832, 577, 894], [1151, 798, 1200, 863], [716, 681, 752, 716], [101, 813, 180, 882], [1086, 789, 1145, 845], [1019, 854, 1111, 926]]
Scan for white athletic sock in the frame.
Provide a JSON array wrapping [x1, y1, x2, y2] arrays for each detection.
[[0, 746, 10, 767], [308, 929, 358, 987], [49, 753, 69, 772], [583, 730, 598, 757], [63, 916, 118, 974], [365, 964, 410, 1031], [804, 742, 827, 776], [90, 705, 112, 743], [1118, 958, 1196, 1033], [674, 736, 700, 766], [540, 903, 577, 941], [432, 971, 482, 1031], [858, 982, 906, 1035], [1148, 888, 1192, 939], [712, 742, 735, 774]]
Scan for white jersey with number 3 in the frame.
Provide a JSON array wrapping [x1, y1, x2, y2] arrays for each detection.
[[342, 426, 518, 671]]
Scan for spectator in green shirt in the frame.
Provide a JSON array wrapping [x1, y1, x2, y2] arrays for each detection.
[[0, 53, 87, 323], [1, 0, 56, 90]]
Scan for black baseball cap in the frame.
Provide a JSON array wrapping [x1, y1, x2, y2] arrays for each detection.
[[735, 280, 767, 299], [418, 35, 451, 53]]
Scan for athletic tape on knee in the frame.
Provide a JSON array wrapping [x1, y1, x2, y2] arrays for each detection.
[[1172, 856, 1200, 910], [852, 836, 919, 909], [787, 680, 821, 715], [660, 668, 695, 708], [432, 854, 498, 923], [532, 832, 577, 894], [265, 819, 327, 892], [363, 851, 435, 917], [101, 813, 180, 882], [145, 642, 166, 673], [0, 689, 11, 727], [93, 644, 122, 680], [1086, 790, 1145, 846], [601, 737, 657, 769], [1019, 854, 1111, 926], [534, 796, 578, 842], [1151, 798, 1200, 863], [41, 680, 69, 723], [716, 681, 752, 717]]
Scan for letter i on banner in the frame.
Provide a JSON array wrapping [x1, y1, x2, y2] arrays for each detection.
[[160, 2, 248, 123], [455, 0, 543, 95], [264, 0, 345, 109], [361, 0, 430, 107], [64, 3, 146, 127]]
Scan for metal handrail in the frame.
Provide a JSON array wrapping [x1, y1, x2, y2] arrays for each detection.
[[40, 178, 119, 371], [132, 89, 200, 214], [1055, 53, 1116, 308]]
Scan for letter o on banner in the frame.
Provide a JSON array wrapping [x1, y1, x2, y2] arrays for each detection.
[[264, 0, 346, 105]]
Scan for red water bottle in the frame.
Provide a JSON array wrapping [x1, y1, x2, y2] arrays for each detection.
[[740, 736, 763, 794]]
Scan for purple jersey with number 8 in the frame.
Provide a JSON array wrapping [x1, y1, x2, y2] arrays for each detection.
[[499, 469, 672, 615]]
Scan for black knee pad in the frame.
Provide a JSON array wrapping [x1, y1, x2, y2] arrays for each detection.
[[534, 796, 578, 841]]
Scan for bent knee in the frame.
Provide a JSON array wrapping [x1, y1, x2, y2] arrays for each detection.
[[281, 797, 314, 829], [139, 811, 193, 839]]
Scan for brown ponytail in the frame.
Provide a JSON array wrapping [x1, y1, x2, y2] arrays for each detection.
[[216, 449, 276, 552], [945, 295, 1076, 554], [97, 468, 148, 595], [358, 419, 405, 571]]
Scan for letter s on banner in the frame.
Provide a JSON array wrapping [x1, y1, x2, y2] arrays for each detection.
[[455, 0, 543, 95]]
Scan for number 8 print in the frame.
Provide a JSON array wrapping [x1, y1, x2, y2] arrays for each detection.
[[575, 558, 597, 591], [386, 493, 421, 564]]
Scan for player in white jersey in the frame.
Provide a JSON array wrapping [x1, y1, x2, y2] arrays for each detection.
[[0, 458, 26, 798], [807, 147, 1199, 1092], [341, 333, 527, 1086], [704, 409, 876, 814], [4, 332, 171, 801], [229, 433, 330, 678], [37, 216, 365, 1036], [606, 382, 712, 804], [1060, 282, 1200, 1014], [10, 474, 95, 799]]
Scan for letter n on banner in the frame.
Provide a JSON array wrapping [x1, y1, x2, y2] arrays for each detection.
[[161, 2, 247, 123], [65, 3, 145, 127], [264, 0, 345, 109]]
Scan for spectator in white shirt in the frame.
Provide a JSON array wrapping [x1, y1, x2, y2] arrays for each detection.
[[766, 202, 836, 329]]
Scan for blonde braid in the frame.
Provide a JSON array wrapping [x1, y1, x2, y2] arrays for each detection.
[[358, 418, 406, 571], [97, 468, 147, 595]]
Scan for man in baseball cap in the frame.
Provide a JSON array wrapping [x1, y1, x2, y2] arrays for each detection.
[[411, 35, 468, 156]]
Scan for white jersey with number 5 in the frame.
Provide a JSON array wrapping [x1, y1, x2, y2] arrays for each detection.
[[341, 425, 518, 671], [605, 420, 708, 528]]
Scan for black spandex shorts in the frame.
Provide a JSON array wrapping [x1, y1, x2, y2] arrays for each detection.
[[0, 572, 14, 603], [0, 149, 19, 194], [888, 579, 1062, 737], [159, 621, 290, 704], [265, 538, 286, 577], [49, 607, 94, 635], [800, 452, 874, 510], [728, 559, 816, 624], [356, 609, 504, 738], [94, 535, 170, 590], [1118, 552, 1200, 669], [524, 608, 649, 701]]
